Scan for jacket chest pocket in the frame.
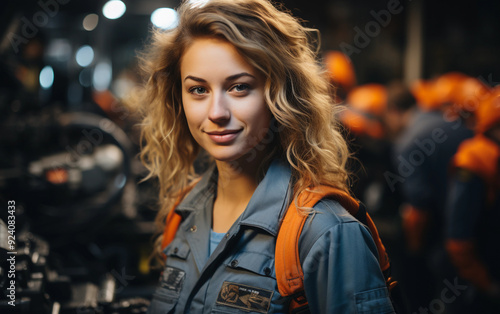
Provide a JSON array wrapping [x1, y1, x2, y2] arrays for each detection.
[[148, 239, 191, 313], [226, 251, 275, 278], [211, 252, 279, 314], [149, 266, 187, 314]]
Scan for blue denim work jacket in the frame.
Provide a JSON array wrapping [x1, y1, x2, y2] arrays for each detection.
[[148, 160, 395, 313]]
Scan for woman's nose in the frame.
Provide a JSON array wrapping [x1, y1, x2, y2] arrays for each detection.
[[208, 92, 230, 123]]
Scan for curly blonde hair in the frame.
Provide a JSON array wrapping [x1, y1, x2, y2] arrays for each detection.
[[135, 0, 351, 259]]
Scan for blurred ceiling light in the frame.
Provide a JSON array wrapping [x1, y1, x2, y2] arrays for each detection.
[[39, 66, 54, 89], [103, 0, 126, 20], [93, 60, 112, 91], [79, 68, 92, 87], [46, 39, 71, 61], [151, 8, 179, 30], [76, 45, 94, 67], [112, 76, 135, 99], [83, 13, 99, 31]]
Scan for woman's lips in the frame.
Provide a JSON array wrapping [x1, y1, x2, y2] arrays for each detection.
[[206, 129, 242, 144]]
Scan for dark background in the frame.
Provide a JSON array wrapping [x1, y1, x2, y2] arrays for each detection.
[[2, 0, 499, 100], [3, 0, 499, 88]]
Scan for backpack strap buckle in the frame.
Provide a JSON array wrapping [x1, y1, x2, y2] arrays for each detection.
[[277, 290, 310, 313]]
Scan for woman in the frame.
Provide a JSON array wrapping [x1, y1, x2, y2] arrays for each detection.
[[136, 0, 395, 312]]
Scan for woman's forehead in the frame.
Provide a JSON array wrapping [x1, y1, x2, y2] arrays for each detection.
[[180, 38, 260, 80]]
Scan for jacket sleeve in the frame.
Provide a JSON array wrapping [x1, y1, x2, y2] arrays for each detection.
[[302, 220, 395, 313]]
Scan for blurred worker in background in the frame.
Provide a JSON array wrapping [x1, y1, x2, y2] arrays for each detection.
[[443, 76, 491, 130], [384, 81, 418, 141], [340, 82, 415, 213], [324, 50, 357, 102], [393, 72, 486, 311], [342, 83, 387, 139], [341, 84, 391, 213], [445, 87, 500, 313]]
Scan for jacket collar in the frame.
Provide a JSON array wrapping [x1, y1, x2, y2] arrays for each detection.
[[176, 159, 292, 236]]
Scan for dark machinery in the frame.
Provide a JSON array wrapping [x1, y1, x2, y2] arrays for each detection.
[[0, 108, 158, 313], [0, 4, 160, 311]]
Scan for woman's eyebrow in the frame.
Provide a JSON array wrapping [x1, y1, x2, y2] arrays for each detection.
[[184, 75, 206, 82], [225, 72, 256, 81], [183, 72, 256, 83]]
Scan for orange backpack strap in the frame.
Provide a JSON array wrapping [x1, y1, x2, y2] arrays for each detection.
[[161, 179, 201, 254], [275, 185, 391, 312]]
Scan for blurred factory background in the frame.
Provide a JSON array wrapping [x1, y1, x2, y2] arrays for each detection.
[[0, 0, 499, 313]]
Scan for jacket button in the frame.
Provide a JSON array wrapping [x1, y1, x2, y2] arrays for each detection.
[[190, 225, 197, 232], [173, 247, 179, 254], [264, 267, 272, 276], [225, 233, 230, 239], [230, 260, 239, 267]]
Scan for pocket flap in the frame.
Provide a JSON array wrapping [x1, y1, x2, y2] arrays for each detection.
[[227, 251, 275, 278], [164, 238, 190, 259]]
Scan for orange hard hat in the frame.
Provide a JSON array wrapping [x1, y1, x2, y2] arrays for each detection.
[[324, 51, 357, 92], [342, 83, 387, 138], [476, 87, 500, 134], [451, 77, 491, 113], [411, 72, 468, 111]]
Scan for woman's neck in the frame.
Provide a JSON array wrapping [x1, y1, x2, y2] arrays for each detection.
[[212, 160, 261, 233]]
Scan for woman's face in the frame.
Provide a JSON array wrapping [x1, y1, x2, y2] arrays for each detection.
[[180, 37, 271, 165]]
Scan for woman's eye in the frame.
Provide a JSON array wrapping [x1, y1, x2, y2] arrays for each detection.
[[230, 84, 250, 93], [189, 86, 207, 95]]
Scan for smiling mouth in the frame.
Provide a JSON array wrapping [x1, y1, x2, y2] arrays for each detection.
[[206, 129, 241, 136], [205, 129, 242, 143]]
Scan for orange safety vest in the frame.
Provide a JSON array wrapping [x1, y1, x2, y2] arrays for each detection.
[[161, 183, 394, 313], [446, 134, 500, 292]]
